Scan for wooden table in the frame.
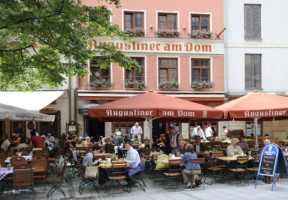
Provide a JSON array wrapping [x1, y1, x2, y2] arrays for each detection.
[[215, 156, 253, 162]]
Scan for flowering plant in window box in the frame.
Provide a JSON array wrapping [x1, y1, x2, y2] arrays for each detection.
[[124, 28, 145, 37], [89, 80, 112, 89], [156, 29, 180, 38], [191, 81, 213, 91], [159, 81, 179, 90], [125, 80, 146, 89], [189, 30, 213, 39]]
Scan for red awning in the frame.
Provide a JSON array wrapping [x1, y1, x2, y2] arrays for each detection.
[[89, 91, 222, 121], [216, 91, 288, 119]]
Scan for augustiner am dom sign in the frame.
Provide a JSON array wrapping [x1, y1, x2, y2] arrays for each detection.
[[89, 37, 224, 55]]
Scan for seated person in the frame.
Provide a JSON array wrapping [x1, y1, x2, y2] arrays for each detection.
[[237, 135, 249, 151], [1, 134, 10, 151], [115, 132, 124, 144], [227, 138, 244, 157], [172, 140, 186, 155], [98, 136, 103, 145], [193, 136, 206, 154], [17, 137, 29, 151], [124, 141, 145, 186], [157, 134, 170, 155], [30, 130, 45, 148], [82, 144, 102, 167], [182, 144, 201, 188]]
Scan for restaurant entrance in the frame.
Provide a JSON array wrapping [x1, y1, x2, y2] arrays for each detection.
[[152, 122, 182, 139]]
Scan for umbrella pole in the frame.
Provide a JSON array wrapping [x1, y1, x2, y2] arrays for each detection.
[[149, 118, 153, 148], [254, 118, 258, 147]]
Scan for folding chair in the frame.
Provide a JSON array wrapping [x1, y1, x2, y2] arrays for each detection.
[[13, 164, 35, 195], [46, 159, 67, 198], [190, 158, 205, 190], [78, 166, 99, 195], [163, 159, 182, 189], [10, 157, 27, 167], [106, 161, 128, 193], [228, 156, 250, 186], [204, 155, 225, 185]]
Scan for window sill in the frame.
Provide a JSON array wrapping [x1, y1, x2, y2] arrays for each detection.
[[244, 38, 263, 41], [125, 87, 146, 90]]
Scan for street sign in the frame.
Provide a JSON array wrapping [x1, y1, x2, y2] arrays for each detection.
[[255, 143, 288, 191]]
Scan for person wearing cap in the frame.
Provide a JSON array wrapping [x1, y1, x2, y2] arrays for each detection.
[[205, 123, 213, 141], [130, 122, 143, 142]]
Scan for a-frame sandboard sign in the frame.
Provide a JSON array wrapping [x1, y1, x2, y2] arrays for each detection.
[[255, 143, 288, 191]]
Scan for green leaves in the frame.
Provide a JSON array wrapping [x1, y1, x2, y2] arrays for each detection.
[[0, 0, 139, 91]]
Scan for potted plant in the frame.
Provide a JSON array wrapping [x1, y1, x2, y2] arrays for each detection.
[[159, 81, 179, 90], [189, 30, 213, 39], [111, 156, 117, 162], [156, 29, 180, 38], [89, 80, 112, 89], [124, 27, 145, 37], [125, 80, 146, 89], [191, 81, 213, 91]]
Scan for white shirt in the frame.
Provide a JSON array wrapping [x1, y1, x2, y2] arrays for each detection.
[[48, 135, 55, 143], [195, 143, 201, 154], [125, 147, 140, 168], [205, 127, 213, 138], [227, 145, 244, 157], [192, 128, 206, 140], [1, 139, 10, 151], [130, 125, 143, 140]]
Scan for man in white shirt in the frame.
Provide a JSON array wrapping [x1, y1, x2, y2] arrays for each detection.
[[124, 141, 144, 186], [130, 122, 143, 142], [205, 123, 213, 140], [1, 134, 10, 151], [191, 125, 206, 140]]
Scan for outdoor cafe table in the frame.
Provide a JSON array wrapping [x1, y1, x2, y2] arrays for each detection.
[[4, 155, 33, 164], [215, 156, 254, 162]]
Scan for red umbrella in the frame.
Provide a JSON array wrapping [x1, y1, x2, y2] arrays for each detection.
[[89, 91, 222, 145], [216, 91, 288, 145], [89, 91, 222, 121]]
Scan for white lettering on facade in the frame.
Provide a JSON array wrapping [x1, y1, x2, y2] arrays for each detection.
[[244, 110, 287, 118]]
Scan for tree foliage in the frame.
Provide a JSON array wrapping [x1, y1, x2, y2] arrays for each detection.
[[0, 0, 139, 91]]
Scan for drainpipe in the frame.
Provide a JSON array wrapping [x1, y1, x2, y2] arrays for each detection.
[[68, 57, 72, 122]]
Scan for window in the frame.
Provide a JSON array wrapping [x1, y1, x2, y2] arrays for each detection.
[[124, 12, 144, 30], [245, 54, 261, 90], [191, 59, 210, 82], [191, 15, 210, 31], [90, 58, 110, 82], [158, 13, 177, 30], [159, 58, 178, 83], [125, 58, 144, 82], [244, 5, 261, 39]]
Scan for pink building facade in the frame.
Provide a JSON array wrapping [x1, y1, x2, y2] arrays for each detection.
[[77, 0, 225, 138]]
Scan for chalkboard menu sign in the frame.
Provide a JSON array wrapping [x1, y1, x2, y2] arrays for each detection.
[[255, 143, 288, 191], [259, 155, 276, 176]]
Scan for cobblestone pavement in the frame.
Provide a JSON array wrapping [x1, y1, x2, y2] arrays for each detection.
[[1, 173, 287, 200]]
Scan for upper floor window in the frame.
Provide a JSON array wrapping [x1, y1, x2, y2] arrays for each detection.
[[191, 15, 210, 31], [159, 58, 178, 83], [158, 13, 177, 30], [125, 58, 144, 82], [244, 5, 261, 39], [191, 59, 210, 82], [245, 54, 261, 90], [124, 12, 144, 30], [90, 58, 110, 82]]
